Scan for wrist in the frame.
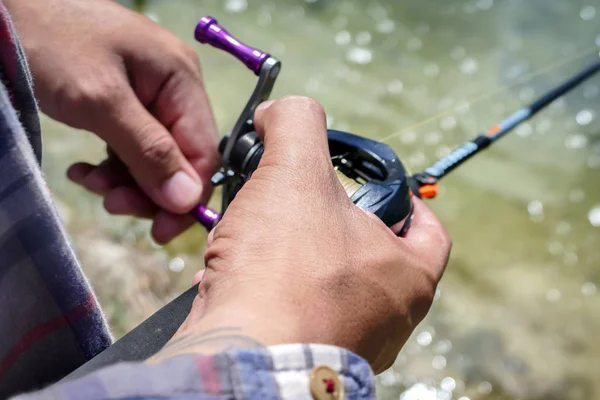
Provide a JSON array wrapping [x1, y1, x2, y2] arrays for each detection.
[[147, 326, 264, 364], [150, 293, 340, 363], [180, 304, 307, 346]]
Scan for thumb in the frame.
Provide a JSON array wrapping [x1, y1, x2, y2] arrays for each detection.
[[253, 96, 331, 175], [97, 87, 203, 214]]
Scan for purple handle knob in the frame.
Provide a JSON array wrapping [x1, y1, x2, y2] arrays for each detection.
[[195, 16, 269, 75], [191, 204, 221, 231]]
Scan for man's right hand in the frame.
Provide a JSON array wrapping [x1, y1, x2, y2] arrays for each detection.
[[160, 96, 452, 374]]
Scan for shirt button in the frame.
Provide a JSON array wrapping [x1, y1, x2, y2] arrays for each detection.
[[309, 365, 344, 400]]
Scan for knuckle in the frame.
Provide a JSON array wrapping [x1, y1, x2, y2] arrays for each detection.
[[409, 268, 438, 317], [443, 234, 453, 255], [394, 261, 437, 306], [416, 262, 440, 293], [81, 78, 125, 108], [184, 45, 201, 67], [432, 222, 452, 249], [139, 133, 180, 167], [54, 74, 125, 128], [61, 85, 126, 126], [433, 231, 452, 270], [180, 42, 197, 59], [175, 44, 203, 75], [422, 268, 439, 295], [276, 95, 326, 117]]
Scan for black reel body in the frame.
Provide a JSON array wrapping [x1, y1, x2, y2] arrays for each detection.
[[216, 128, 414, 233]]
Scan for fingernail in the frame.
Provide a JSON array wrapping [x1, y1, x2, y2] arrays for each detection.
[[161, 171, 202, 211], [255, 100, 275, 113]]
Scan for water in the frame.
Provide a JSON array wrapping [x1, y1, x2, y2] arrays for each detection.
[[42, 0, 600, 398]]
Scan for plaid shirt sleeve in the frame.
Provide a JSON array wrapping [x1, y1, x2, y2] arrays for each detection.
[[0, 2, 118, 398], [11, 344, 377, 400]]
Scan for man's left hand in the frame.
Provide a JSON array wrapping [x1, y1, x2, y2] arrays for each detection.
[[5, 0, 220, 243]]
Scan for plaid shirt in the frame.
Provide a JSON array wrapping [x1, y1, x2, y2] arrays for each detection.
[[0, 4, 376, 399]]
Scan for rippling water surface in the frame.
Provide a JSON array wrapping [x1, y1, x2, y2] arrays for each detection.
[[42, 0, 600, 399]]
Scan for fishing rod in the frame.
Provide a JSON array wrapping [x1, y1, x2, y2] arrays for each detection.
[[65, 16, 600, 380], [411, 59, 600, 195]]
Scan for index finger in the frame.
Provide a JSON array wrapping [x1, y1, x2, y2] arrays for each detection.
[[143, 56, 220, 201]]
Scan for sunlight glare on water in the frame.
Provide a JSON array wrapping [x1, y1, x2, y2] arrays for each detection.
[[417, 331, 433, 346], [377, 19, 395, 34], [224, 0, 247, 13], [580, 5, 596, 21], [565, 133, 589, 149], [400, 383, 437, 400], [589, 205, 600, 227], [582, 282, 597, 295], [576, 109, 595, 125], [346, 47, 372, 64], [407, 37, 423, 51], [387, 79, 404, 94], [440, 377, 456, 392], [335, 31, 351, 45], [459, 58, 479, 75], [168, 257, 185, 272]]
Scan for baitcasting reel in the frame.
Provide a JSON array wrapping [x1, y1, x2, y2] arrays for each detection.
[[215, 129, 414, 234], [192, 16, 416, 235]]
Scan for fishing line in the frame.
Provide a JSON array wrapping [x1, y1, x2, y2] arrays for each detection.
[[380, 45, 600, 143], [410, 57, 600, 188]]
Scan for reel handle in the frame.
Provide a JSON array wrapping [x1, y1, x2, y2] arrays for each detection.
[[195, 16, 270, 75], [191, 204, 220, 231]]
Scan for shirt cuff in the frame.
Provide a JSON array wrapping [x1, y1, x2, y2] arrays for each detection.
[[13, 344, 376, 400]]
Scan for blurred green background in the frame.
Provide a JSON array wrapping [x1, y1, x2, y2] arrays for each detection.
[[40, 0, 600, 399]]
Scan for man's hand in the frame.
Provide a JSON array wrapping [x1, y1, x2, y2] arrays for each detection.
[[157, 96, 452, 373], [5, 0, 219, 243]]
